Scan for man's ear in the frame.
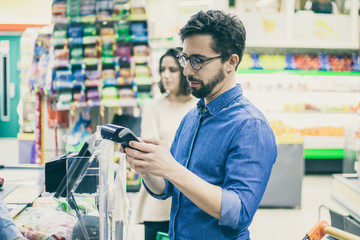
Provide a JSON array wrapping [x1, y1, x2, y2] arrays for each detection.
[[226, 54, 239, 72]]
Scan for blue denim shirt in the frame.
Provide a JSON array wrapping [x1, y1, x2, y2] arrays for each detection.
[[145, 85, 277, 240], [0, 197, 23, 240]]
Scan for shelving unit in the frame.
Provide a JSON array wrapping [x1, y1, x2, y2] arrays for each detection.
[[239, 70, 359, 174], [21, 0, 155, 163], [227, 0, 360, 174], [232, 0, 359, 49], [51, 0, 152, 112]]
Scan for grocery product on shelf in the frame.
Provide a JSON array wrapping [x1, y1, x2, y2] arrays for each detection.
[[294, 54, 321, 70], [269, 120, 303, 144], [300, 126, 345, 137], [283, 103, 360, 113], [63, 113, 92, 152], [126, 164, 141, 192], [50, 0, 152, 111], [237, 52, 359, 72], [259, 54, 286, 70], [237, 53, 253, 70], [18, 28, 40, 134], [327, 54, 354, 72]]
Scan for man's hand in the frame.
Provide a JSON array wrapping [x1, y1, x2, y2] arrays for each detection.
[[124, 137, 179, 195], [125, 137, 222, 219], [124, 138, 177, 179]]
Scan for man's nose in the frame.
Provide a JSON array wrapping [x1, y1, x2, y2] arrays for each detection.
[[183, 60, 194, 77]]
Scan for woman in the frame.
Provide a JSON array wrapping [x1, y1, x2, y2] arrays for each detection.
[[131, 48, 197, 240]]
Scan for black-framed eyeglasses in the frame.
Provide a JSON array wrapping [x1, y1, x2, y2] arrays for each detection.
[[176, 54, 224, 70]]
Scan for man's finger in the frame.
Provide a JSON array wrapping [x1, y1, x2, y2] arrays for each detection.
[[143, 137, 162, 145], [129, 140, 155, 153]]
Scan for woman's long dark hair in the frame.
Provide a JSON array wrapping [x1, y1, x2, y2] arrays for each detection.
[[158, 48, 190, 96]]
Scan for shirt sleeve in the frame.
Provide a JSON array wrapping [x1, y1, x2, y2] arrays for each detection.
[[218, 118, 277, 230], [0, 197, 24, 240], [142, 178, 173, 200]]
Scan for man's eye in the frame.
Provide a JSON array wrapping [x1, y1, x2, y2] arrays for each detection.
[[191, 57, 202, 64]]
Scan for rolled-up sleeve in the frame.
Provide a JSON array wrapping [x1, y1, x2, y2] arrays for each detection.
[[219, 189, 241, 228], [219, 118, 277, 230], [143, 178, 174, 200]]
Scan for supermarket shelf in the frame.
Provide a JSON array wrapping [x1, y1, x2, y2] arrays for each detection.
[[264, 113, 356, 131], [303, 136, 344, 149], [55, 99, 137, 110], [237, 69, 359, 76], [243, 88, 360, 95], [269, 111, 359, 115], [246, 41, 359, 50], [265, 111, 358, 119]]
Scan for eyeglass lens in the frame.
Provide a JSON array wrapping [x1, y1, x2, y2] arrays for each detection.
[[178, 55, 201, 70]]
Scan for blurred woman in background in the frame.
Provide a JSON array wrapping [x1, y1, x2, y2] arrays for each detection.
[[131, 48, 197, 240]]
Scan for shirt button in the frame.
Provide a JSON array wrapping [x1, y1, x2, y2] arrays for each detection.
[[204, 108, 208, 112]]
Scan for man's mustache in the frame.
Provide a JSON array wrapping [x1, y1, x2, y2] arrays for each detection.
[[187, 77, 203, 84]]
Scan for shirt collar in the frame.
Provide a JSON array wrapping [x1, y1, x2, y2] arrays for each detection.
[[197, 84, 243, 116]]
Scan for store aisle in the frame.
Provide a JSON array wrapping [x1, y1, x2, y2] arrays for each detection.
[[127, 175, 340, 240], [250, 175, 338, 240]]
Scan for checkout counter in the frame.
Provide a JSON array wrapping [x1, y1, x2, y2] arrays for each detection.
[[330, 173, 360, 236], [0, 165, 44, 218], [0, 125, 129, 240]]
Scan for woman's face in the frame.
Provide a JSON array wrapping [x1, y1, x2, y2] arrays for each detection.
[[160, 56, 181, 95]]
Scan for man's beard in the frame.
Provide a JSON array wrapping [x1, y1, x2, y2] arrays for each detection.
[[188, 68, 225, 99]]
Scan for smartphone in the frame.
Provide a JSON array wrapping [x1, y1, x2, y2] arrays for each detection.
[[101, 124, 139, 149]]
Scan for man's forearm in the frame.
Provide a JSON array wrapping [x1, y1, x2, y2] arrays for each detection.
[[142, 173, 166, 195], [166, 163, 222, 219]]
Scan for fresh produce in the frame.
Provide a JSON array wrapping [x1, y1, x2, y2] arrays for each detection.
[[300, 126, 344, 136], [294, 54, 321, 70]]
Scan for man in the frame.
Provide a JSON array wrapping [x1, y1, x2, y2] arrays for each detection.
[[125, 10, 277, 239], [0, 197, 26, 240]]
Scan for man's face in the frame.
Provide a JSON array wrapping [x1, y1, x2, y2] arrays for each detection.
[[182, 34, 226, 99]]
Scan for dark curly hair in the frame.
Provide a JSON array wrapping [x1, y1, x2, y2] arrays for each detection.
[[158, 48, 190, 96], [179, 10, 246, 70]]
